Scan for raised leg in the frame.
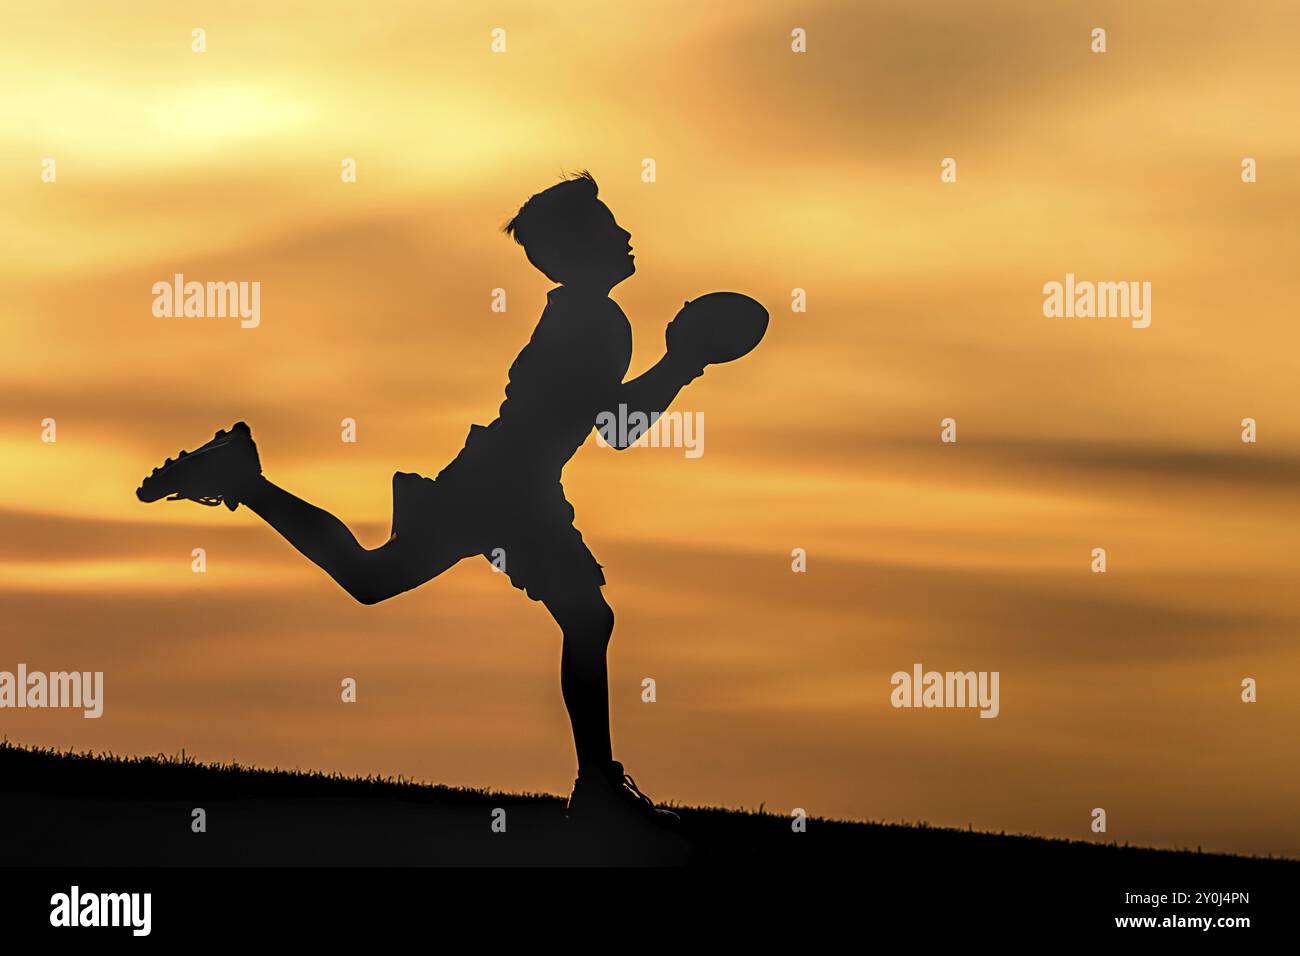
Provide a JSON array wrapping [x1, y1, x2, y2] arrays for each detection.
[[237, 475, 455, 604]]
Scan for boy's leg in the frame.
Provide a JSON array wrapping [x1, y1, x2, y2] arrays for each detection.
[[137, 422, 456, 604], [543, 590, 615, 772], [238, 475, 457, 605], [544, 586, 678, 825], [488, 498, 676, 824]]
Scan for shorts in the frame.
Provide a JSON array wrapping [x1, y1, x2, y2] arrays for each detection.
[[389, 425, 605, 603]]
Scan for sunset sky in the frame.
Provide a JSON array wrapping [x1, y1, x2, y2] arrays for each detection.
[[2, 0, 1298, 858]]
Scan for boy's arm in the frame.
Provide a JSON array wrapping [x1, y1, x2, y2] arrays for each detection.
[[608, 351, 704, 449]]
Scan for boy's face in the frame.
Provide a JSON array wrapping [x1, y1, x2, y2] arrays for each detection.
[[560, 199, 635, 290]]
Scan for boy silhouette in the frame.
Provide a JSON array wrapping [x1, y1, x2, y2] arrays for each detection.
[[137, 172, 713, 826]]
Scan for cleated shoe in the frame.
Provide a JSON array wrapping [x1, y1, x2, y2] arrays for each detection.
[[566, 760, 680, 830], [136, 422, 261, 511]]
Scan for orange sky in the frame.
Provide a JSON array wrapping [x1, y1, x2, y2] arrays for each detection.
[[2, 0, 1298, 857]]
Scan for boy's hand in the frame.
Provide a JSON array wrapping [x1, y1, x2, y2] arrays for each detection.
[[665, 347, 706, 384], [665, 305, 706, 383]]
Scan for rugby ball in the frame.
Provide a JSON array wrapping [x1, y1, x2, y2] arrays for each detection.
[[665, 292, 769, 365]]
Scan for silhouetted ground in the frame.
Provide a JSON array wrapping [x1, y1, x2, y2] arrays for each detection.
[[3, 740, 1296, 876]]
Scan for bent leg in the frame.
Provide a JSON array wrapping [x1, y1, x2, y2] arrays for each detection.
[[237, 475, 455, 604], [545, 590, 615, 773]]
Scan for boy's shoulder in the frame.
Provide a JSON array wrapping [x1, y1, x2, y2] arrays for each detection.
[[540, 287, 629, 345]]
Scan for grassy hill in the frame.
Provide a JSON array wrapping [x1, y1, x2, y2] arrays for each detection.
[[3, 740, 1295, 875]]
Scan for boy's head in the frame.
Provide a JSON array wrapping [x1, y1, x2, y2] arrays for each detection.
[[503, 171, 635, 291]]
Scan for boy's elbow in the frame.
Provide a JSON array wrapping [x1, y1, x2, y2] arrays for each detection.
[[613, 430, 648, 450], [595, 421, 635, 450]]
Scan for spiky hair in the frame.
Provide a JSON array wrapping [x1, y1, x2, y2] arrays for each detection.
[[503, 170, 599, 246]]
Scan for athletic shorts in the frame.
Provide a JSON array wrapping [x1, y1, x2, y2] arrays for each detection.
[[389, 425, 605, 603]]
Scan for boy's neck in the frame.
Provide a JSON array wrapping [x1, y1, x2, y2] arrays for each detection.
[[556, 283, 613, 299]]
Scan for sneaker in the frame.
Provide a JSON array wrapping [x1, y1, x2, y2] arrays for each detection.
[[136, 422, 261, 511], [566, 760, 680, 829]]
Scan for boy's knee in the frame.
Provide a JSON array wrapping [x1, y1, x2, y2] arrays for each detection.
[[590, 601, 615, 641], [343, 576, 385, 605], [552, 594, 614, 644], [575, 603, 615, 644], [351, 586, 385, 606], [337, 555, 390, 606]]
